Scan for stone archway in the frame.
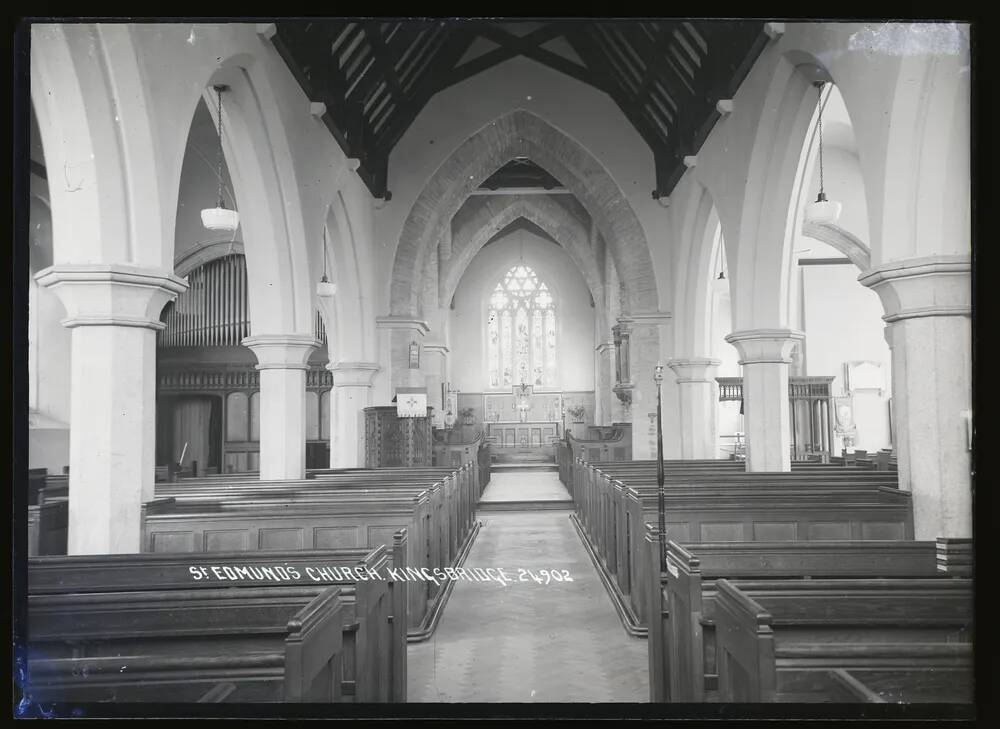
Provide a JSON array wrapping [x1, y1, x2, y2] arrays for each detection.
[[389, 109, 662, 458], [440, 195, 604, 312], [389, 109, 657, 319]]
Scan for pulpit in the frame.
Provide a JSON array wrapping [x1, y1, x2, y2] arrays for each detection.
[[363, 405, 432, 468]]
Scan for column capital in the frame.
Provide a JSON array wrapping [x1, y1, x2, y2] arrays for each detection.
[[423, 342, 450, 357], [667, 357, 722, 383], [725, 328, 805, 365], [858, 254, 971, 323], [376, 315, 430, 335], [242, 334, 319, 370], [34, 264, 187, 330], [327, 361, 380, 387], [618, 310, 672, 327]]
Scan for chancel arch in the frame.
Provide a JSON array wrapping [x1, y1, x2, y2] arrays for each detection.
[[391, 109, 656, 318], [389, 109, 661, 457]]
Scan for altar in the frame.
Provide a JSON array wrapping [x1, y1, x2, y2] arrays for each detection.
[[482, 385, 563, 459], [486, 421, 562, 449]]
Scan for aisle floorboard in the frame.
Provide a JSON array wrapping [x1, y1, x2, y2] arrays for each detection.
[[407, 470, 648, 702]]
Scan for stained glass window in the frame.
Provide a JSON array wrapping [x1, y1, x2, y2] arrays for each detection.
[[487, 265, 557, 388]]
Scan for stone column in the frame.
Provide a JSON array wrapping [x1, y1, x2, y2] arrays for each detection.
[[725, 329, 805, 472], [242, 334, 318, 480], [859, 255, 972, 539], [625, 312, 672, 460], [376, 316, 430, 392], [595, 341, 615, 426], [328, 362, 380, 468], [667, 357, 722, 459], [34, 264, 187, 554], [423, 343, 449, 428]]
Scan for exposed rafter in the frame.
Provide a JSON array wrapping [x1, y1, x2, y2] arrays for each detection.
[[269, 20, 768, 199]]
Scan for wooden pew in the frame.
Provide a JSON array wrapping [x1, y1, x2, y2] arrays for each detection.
[[713, 577, 973, 702], [572, 463, 910, 628], [157, 476, 466, 570], [27, 500, 68, 557], [650, 537, 942, 702], [156, 473, 469, 575], [26, 585, 350, 703], [630, 485, 914, 628], [571, 460, 905, 618], [28, 468, 48, 506], [27, 541, 408, 702], [142, 489, 467, 635]]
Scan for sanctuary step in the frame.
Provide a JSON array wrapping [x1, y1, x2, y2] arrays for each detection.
[[490, 463, 559, 473], [478, 500, 574, 511], [490, 450, 555, 465]]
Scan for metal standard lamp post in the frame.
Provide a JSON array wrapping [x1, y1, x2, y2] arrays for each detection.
[[654, 363, 666, 571]]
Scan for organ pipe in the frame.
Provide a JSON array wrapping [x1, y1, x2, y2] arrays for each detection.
[[158, 254, 253, 349]]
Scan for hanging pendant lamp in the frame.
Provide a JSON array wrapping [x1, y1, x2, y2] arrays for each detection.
[[317, 226, 337, 297], [805, 82, 842, 225], [201, 85, 240, 233]]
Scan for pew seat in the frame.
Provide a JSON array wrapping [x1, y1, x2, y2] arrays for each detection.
[[713, 577, 973, 703], [27, 585, 349, 703]]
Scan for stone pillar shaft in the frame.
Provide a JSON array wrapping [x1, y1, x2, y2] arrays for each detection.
[[423, 344, 449, 427], [725, 329, 805, 472], [328, 362, 380, 468], [35, 264, 187, 554], [377, 316, 430, 391], [860, 256, 972, 539], [595, 341, 615, 426], [668, 357, 721, 459], [243, 334, 318, 480]]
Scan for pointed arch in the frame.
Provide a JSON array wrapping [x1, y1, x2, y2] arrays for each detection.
[[801, 220, 871, 271], [440, 195, 603, 311], [197, 58, 314, 335], [390, 109, 656, 317]]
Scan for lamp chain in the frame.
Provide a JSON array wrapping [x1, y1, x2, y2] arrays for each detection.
[[215, 86, 225, 209], [816, 82, 826, 198], [322, 226, 329, 283]]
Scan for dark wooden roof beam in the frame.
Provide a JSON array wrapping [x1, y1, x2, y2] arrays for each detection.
[[564, 31, 662, 153], [611, 28, 649, 75], [591, 27, 643, 89], [382, 21, 401, 44], [337, 24, 365, 68], [648, 87, 676, 124], [472, 24, 598, 86], [343, 40, 372, 81], [378, 30, 478, 152], [368, 91, 393, 130], [399, 27, 450, 94], [362, 81, 388, 114], [393, 28, 430, 72], [371, 102, 396, 136], [644, 22, 699, 101], [672, 29, 700, 66], [446, 44, 521, 88], [680, 21, 708, 54], [396, 25, 447, 89], [366, 22, 406, 101], [344, 55, 376, 100]]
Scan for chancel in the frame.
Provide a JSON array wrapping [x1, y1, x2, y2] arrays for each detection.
[[18, 18, 974, 714]]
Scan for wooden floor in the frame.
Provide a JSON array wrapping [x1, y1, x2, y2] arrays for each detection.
[[407, 469, 648, 702]]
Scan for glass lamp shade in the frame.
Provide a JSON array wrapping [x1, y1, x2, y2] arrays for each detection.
[[201, 207, 240, 233], [805, 197, 842, 224], [316, 280, 337, 298]]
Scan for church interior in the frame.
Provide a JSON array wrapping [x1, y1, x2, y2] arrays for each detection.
[[17, 20, 974, 714]]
